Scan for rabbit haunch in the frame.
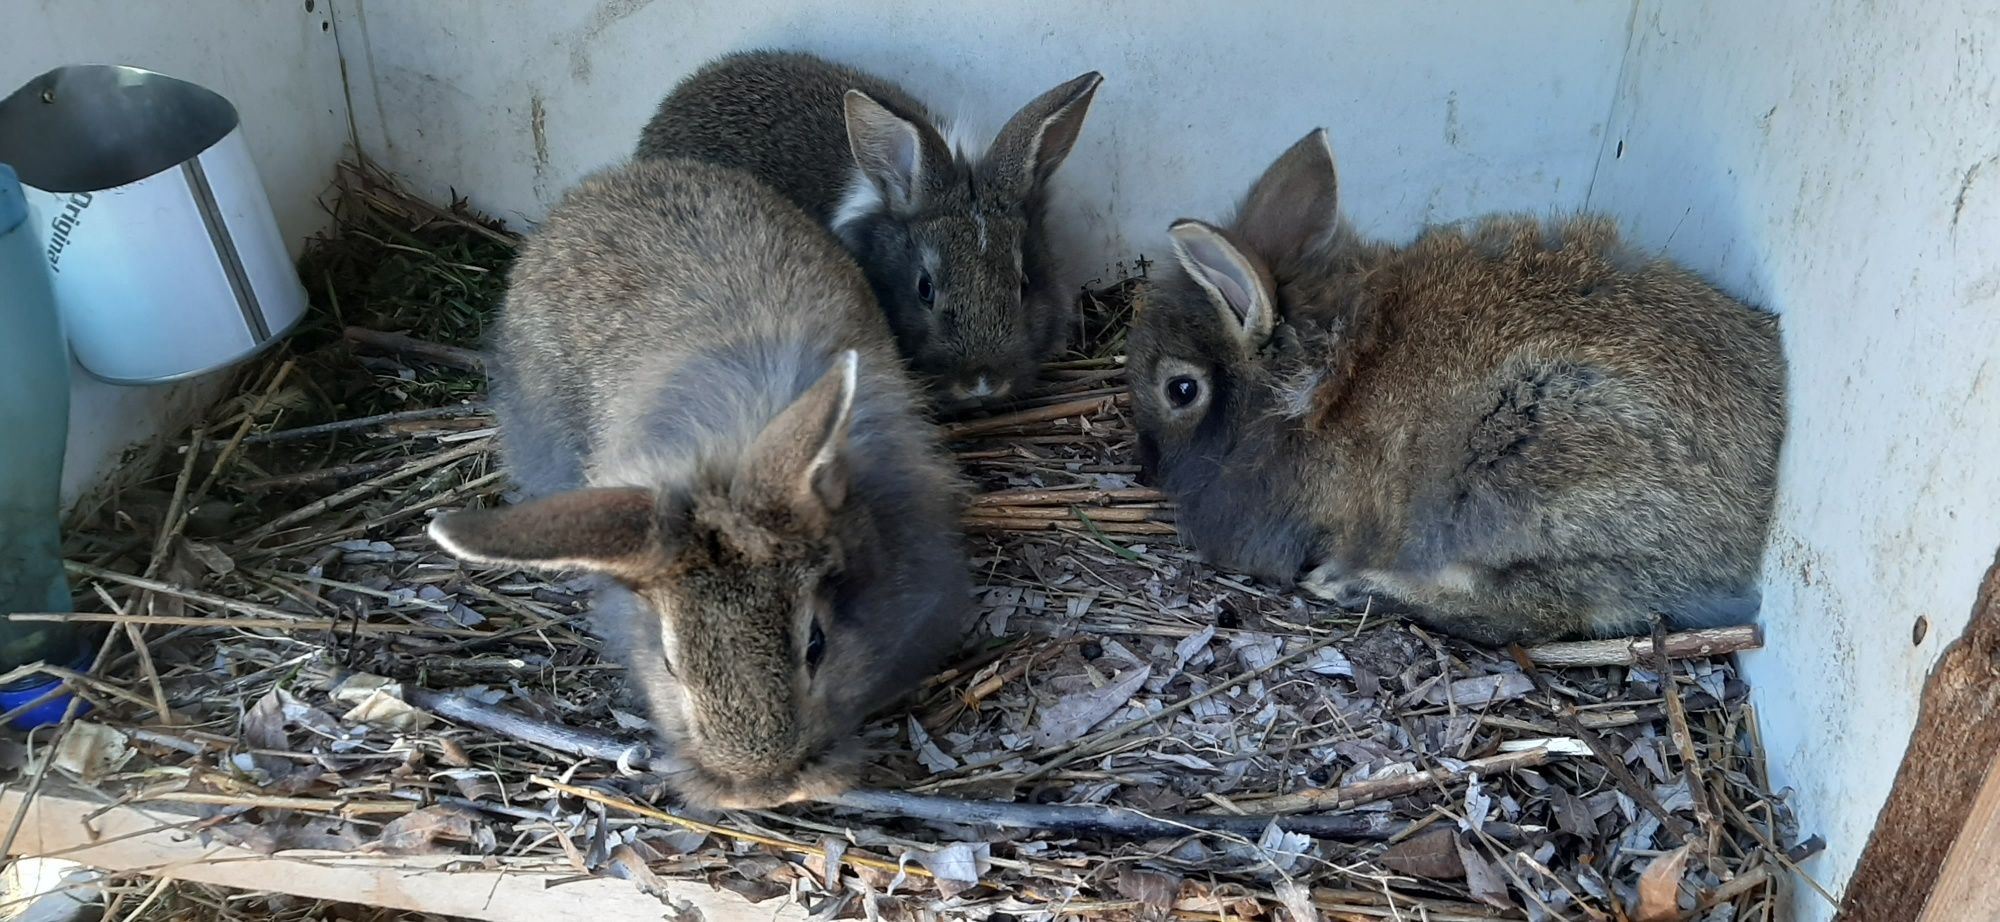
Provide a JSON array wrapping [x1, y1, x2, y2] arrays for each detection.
[[428, 158, 972, 809], [637, 50, 1102, 404], [1129, 129, 1787, 646]]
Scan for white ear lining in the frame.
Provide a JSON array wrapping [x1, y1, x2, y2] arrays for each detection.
[[805, 350, 860, 483], [1169, 223, 1268, 336]]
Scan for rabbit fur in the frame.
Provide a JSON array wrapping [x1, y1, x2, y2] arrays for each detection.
[[428, 158, 972, 808], [636, 50, 1102, 404], [1128, 129, 1788, 645]]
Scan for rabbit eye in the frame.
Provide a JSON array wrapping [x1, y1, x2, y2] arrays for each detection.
[[1166, 375, 1201, 408], [805, 621, 827, 673], [917, 272, 936, 306]]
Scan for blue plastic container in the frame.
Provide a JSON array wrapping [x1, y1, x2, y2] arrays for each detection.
[[0, 162, 89, 728]]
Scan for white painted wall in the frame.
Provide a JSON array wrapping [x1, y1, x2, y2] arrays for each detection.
[[19, 0, 1995, 912], [329, 0, 1634, 268], [1586, 2, 2000, 915], [5, 0, 351, 505]]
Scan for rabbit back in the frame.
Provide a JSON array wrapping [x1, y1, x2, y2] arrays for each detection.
[[470, 157, 971, 805], [636, 50, 931, 225]]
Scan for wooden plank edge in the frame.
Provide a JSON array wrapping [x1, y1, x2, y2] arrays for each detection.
[[0, 789, 805, 922]]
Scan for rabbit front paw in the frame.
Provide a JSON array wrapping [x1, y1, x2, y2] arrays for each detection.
[[1299, 564, 1403, 613]]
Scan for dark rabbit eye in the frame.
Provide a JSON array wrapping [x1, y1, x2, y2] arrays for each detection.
[[805, 621, 827, 673], [917, 272, 936, 306], [1166, 375, 1201, 408]]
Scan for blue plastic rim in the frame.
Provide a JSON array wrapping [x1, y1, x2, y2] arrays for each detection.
[[0, 653, 95, 731], [0, 163, 24, 236]]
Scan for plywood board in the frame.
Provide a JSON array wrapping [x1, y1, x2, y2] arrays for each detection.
[[0, 789, 805, 922]]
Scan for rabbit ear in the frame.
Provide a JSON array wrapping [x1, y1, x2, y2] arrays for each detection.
[[429, 487, 661, 578], [1169, 220, 1276, 349], [1236, 129, 1341, 268], [844, 91, 932, 211], [739, 350, 860, 520], [987, 71, 1103, 192]]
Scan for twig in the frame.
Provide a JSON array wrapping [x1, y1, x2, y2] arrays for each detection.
[[969, 486, 1166, 507], [1508, 643, 1693, 846], [244, 438, 491, 539], [534, 778, 934, 877], [9, 612, 489, 639], [411, 683, 1400, 841], [967, 506, 1171, 522], [946, 396, 1119, 439], [1655, 621, 1724, 874], [344, 326, 486, 372], [1524, 625, 1761, 668], [192, 402, 490, 451], [1223, 748, 1554, 814], [965, 517, 1177, 536], [146, 423, 205, 579], [234, 457, 410, 492], [827, 789, 1401, 841]]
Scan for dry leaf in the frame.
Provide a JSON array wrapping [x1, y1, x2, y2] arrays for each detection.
[[1377, 828, 1466, 879], [916, 842, 991, 898], [366, 806, 480, 855], [1274, 880, 1320, 922], [51, 722, 132, 782], [1633, 844, 1691, 922], [1030, 665, 1151, 747], [1422, 673, 1536, 708], [1115, 868, 1182, 917], [1453, 834, 1514, 909], [334, 674, 435, 731], [607, 844, 673, 903]]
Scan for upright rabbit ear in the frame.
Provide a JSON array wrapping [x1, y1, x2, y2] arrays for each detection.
[[738, 350, 860, 523], [1236, 129, 1342, 268], [987, 71, 1103, 193], [844, 91, 933, 212], [1169, 220, 1276, 350], [429, 487, 662, 579]]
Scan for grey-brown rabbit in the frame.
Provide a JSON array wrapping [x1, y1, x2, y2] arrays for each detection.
[[1129, 129, 1787, 645], [637, 50, 1102, 404], [427, 158, 973, 808]]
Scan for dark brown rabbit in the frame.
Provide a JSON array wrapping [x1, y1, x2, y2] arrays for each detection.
[[427, 158, 972, 808], [637, 50, 1102, 404], [1129, 129, 1787, 645]]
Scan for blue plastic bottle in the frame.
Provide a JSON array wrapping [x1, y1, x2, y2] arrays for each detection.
[[0, 162, 88, 728]]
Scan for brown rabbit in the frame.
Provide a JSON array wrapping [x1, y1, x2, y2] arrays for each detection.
[[637, 50, 1102, 404], [1128, 129, 1787, 645], [427, 158, 973, 808]]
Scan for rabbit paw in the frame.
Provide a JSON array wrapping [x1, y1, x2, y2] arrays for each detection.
[[1299, 564, 1398, 612]]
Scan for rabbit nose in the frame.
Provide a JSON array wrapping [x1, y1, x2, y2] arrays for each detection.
[[952, 374, 1008, 402]]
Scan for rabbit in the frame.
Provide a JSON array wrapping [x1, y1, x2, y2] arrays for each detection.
[[1127, 129, 1787, 646], [636, 50, 1103, 404], [426, 157, 973, 809]]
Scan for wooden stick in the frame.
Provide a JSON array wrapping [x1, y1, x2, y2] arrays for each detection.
[[1224, 748, 1553, 815], [945, 396, 1119, 439], [1523, 625, 1761, 668], [344, 327, 486, 372], [969, 486, 1166, 507]]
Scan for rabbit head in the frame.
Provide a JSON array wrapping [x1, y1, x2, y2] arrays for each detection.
[[831, 72, 1102, 404], [1128, 130, 1349, 582], [430, 354, 876, 809]]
